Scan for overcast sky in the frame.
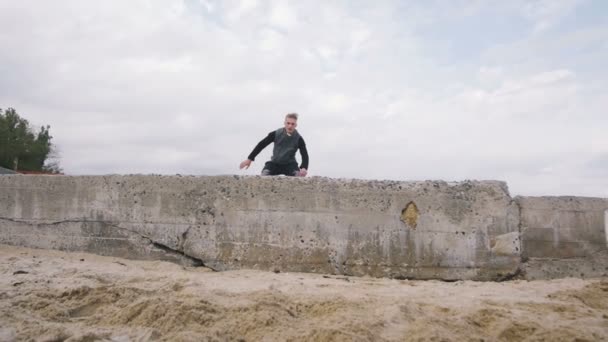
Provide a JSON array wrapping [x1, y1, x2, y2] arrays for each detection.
[[1, 0, 606, 197]]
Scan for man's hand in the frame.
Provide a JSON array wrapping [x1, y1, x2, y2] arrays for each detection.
[[298, 168, 308, 177], [240, 159, 252, 170]]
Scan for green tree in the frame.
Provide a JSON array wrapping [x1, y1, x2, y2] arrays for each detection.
[[0, 107, 62, 173]]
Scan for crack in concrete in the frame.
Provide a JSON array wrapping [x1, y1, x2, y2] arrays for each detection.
[[150, 241, 205, 267], [0, 216, 207, 268], [495, 267, 523, 282], [102, 222, 206, 268], [0, 217, 89, 226], [179, 226, 191, 252]]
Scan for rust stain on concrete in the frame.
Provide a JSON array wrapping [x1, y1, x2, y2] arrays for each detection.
[[401, 201, 419, 229]]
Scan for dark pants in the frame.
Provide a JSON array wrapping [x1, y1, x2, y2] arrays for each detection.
[[262, 161, 299, 176]]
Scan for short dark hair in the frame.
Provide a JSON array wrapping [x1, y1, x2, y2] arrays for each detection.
[[285, 113, 298, 120]]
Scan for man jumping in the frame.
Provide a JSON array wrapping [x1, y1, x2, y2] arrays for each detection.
[[239, 113, 309, 177]]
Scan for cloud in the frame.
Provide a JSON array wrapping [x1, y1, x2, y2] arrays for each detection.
[[521, 0, 583, 33]]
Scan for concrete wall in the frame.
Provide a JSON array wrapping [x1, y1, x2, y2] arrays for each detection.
[[517, 196, 608, 279], [518, 196, 608, 259], [0, 175, 520, 281], [2, 175, 606, 280]]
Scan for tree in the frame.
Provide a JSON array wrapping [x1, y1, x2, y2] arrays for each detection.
[[0, 107, 62, 173]]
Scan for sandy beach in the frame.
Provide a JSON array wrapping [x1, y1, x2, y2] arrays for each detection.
[[1, 244, 606, 341]]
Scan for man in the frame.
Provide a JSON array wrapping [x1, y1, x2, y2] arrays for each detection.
[[240, 113, 309, 177]]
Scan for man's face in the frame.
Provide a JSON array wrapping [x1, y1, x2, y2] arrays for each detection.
[[284, 118, 297, 134]]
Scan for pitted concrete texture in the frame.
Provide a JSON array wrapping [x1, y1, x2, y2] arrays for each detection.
[[0, 175, 520, 280], [517, 196, 608, 279]]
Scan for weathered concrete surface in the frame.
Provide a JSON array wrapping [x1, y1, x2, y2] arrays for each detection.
[[0, 175, 520, 280], [517, 196, 608, 279]]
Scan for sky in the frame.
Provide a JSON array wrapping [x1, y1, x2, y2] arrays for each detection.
[[0, 0, 606, 197]]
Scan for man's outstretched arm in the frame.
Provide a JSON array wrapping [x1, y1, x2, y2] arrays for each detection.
[[248, 132, 275, 161], [240, 131, 275, 169]]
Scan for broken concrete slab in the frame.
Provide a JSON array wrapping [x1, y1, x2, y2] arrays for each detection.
[[517, 196, 608, 259], [516, 196, 608, 279]]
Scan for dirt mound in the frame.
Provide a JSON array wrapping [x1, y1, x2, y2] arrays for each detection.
[[1, 245, 607, 341]]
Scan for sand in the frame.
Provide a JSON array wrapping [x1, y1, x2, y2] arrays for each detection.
[[0, 244, 607, 341]]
